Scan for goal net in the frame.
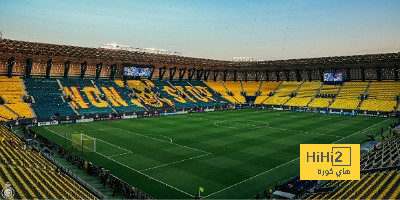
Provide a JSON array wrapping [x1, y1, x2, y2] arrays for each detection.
[[71, 133, 96, 153]]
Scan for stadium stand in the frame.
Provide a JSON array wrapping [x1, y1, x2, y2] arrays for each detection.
[[263, 81, 302, 105], [126, 80, 174, 109], [0, 125, 97, 199], [361, 135, 399, 169], [241, 81, 261, 96], [221, 81, 246, 103], [94, 79, 146, 113], [0, 77, 34, 118], [360, 81, 400, 112], [205, 81, 238, 103], [153, 80, 196, 108], [330, 82, 368, 110], [306, 170, 400, 199], [24, 78, 76, 118], [0, 105, 17, 121], [285, 81, 322, 107], [308, 84, 341, 108], [191, 81, 229, 106], [169, 81, 224, 107], [304, 135, 400, 200], [254, 81, 281, 104], [61, 79, 114, 115]]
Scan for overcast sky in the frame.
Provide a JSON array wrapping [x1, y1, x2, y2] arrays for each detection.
[[0, 0, 399, 60]]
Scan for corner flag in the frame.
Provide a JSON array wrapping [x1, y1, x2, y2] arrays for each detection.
[[198, 187, 204, 197]]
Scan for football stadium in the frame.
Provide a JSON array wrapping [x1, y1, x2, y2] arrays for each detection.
[[0, 0, 400, 199]]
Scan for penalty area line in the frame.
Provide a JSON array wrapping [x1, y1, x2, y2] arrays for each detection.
[[43, 126, 195, 198]]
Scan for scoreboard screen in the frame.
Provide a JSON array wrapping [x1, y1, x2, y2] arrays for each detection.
[[323, 72, 343, 82], [123, 67, 151, 77]]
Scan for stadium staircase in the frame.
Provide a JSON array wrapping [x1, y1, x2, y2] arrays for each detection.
[[0, 77, 34, 119], [20, 78, 36, 118], [257, 81, 282, 104], [0, 125, 98, 199], [282, 81, 306, 106], [3, 105, 19, 118], [56, 79, 80, 116], [257, 81, 263, 95], [220, 81, 245, 103], [127, 80, 174, 110], [204, 81, 238, 103], [186, 81, 211, 107], [359, 81, 400, 112], [356, 81, 372, 110], [168, 80, 194, 108], [262, 81, 302, 105], [306, 82, 324, 107], [239, 81, 245, 95], [329, 82, 368, 110], [195, 81, 229, 106], [61, 79, 114, 115], [0, 105, 18, 121], [22, 78, 75, 118], [327, 83, 344, 109], [154, 80, 194, 108], [90, 80, 117, 114]]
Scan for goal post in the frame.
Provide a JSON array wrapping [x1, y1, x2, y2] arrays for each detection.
[[71, 133, 96, 153]]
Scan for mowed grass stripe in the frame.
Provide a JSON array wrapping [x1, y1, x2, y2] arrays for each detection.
[[32, 109, 397, 199]]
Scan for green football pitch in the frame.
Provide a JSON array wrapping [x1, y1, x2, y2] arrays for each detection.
[[32, 109, 397, 199]]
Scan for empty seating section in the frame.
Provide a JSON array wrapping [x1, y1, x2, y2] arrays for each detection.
[[306, 135, 400, 199], [2, 78, 400, 121], [307, 170, 400, 199], [61, 79, 113, 115], [191, 81, 229, 106], [94, 79, 145, 113], [24, 78, 76, 118], [285, 82, 322, 107], [221, 81, 246, 103], [330, 82, 368, 110], [153, 80, 196, 108], [263, 81, 302, 105], [241, 81, 261, 96], [0, 125, 97, 199], [360, 82, 400, 112], [0, 77, 34, 118], [205, 81, 238, 103], [360, 136, 399, 170], [254, 81, 281, 104], [0, 105, 17, 121], [170, 81, 225, 107], [308, 84, 341, 108], [127, 80, 174, 109]]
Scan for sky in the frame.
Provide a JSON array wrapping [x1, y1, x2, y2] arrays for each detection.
[[0, 0, 399, 60]]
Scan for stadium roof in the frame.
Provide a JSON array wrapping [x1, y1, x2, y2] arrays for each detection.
[[0, 38, 399, 70]]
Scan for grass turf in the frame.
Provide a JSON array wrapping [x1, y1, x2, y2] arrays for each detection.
[[32, 109, 397, 199]]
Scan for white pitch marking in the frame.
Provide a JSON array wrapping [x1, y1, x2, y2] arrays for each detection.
[[204, 119, 389, 198], [42, 126, 195, 198], [139, 153, 211, 172]]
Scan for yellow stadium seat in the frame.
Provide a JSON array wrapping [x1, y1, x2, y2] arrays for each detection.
[[263, 81, 302, 105], [330, 82, 368, 110]]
